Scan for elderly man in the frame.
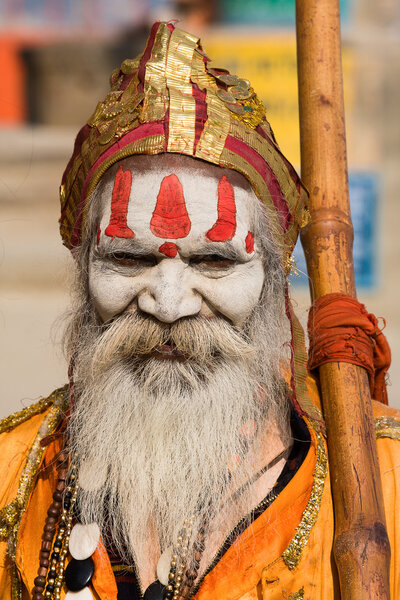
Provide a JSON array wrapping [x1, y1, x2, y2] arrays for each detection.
[[0, 21, 399, 600]]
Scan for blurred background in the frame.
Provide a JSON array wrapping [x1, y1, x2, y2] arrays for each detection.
[[0, 0, 399, 416]]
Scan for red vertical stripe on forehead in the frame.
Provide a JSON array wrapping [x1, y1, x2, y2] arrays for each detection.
[[150, 174, 191, 239], [245, 232, 254, 253], [206, 176, 237, 242], [105, 166, 134, 239]]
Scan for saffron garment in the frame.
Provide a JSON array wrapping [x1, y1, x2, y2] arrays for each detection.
[[1, 377, 400, 599], [109, 410, 311, 599]]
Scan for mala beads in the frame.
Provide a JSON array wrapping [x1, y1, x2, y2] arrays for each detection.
[[32, 451, 69, 600], [40, 455, 99, 599], [34, 453, 79, 600], [180, 524, 206, 599], [44, 462, 78, 598], [165, 518, 192, 600], [145, 517, 207, 600]]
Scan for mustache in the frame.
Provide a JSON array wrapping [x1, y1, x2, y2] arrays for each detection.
[[84, 311, 256, 368]]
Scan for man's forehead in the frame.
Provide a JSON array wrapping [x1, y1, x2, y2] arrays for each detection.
[[96, 153, 258, 258]]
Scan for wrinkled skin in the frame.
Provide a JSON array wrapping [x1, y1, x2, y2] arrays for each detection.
[[89, 154, 265, 327]]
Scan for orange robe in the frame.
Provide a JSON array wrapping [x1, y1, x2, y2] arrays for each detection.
[[0, 377, 399, 600]]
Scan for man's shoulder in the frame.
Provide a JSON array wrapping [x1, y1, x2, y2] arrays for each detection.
[[0, 386, 68, 538], [373, 399, 400, 442], [0, 385, 68, 445], [305, 373, 400, 443]]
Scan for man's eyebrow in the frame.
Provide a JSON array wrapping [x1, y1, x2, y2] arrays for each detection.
[[189, 243, 242, 260], [95, 238, 155, 255]]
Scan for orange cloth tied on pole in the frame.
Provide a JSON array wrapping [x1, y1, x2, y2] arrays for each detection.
[[308, 293, 391, 405]]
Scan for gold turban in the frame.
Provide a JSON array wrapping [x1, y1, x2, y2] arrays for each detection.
[[60, 21, 308, 260]]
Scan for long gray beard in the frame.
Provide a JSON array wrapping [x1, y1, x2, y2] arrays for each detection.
[[67, 305, 289, 571]]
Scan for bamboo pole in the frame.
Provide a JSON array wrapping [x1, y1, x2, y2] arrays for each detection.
[[295, 1, 391, 597]]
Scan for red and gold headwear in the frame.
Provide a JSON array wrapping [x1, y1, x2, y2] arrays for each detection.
[[60, 21, 308, 259], [60, 21, 319, 420]]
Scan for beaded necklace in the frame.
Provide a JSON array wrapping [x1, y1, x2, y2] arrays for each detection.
[[36, 443, 290, 600]]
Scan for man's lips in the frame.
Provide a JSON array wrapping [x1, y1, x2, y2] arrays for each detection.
[[153, 344, 185, 359]]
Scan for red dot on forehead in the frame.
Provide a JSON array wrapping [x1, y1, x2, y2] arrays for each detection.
[[245, 231, 254, 254], [206, 176, 237, 242], [159, 242, 179, 258], [150, 174, 191, 239]]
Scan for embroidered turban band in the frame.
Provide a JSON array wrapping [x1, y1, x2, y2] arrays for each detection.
[[59, 21, 309, 265]]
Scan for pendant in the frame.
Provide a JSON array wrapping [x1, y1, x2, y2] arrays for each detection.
[[156, 545, 173, 585], [65, 557, 95, 592], [143, 580, 166, 600], [69, 523, 100, 560]]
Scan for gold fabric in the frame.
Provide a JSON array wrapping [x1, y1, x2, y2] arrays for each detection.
[[0, 391, 64, 435], [0, 389, 68, 563], [141, 25, 169, 123], [192, 52, 230, 164], [1, 384, 400, 599], [60, 22, 307, 257], [282, 431, 328, 570], [166, 28, 198, 155], [375, 415, 400, 440]]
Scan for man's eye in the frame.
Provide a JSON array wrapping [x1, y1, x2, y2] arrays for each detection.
[[190, 254, 235, 269], [108, 253, 156, 267]]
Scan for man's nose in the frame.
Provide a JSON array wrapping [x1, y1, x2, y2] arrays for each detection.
[[137, 259, 201, 323]]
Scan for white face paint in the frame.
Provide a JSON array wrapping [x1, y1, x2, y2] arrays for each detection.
[[89, 155, 265, 327]]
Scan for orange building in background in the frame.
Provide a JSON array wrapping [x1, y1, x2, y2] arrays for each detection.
[[0, 36, 27, 123]]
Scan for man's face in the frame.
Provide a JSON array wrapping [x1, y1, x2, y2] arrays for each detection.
[[89, 154, 264, 329]]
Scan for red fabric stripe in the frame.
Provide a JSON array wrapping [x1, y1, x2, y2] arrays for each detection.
[[285, 286, 303, 416], [71, 123, 165, 247], [225, 135, 290, 231], [60, 124, 91, 230], [256, 124, 302, 195], [192, 83, 208, 154], [138, 21, 160, 92], [61, 124, 91, 195]]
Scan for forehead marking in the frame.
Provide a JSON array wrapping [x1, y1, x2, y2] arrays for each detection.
[[105, 166, 135, 239], [159, 242, 179, 258], [245, 231, 254, 254], [205, 176, 237, 242], [150, 174, 191, 239]]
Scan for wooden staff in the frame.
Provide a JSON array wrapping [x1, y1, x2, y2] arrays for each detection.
[[295, 0, 391, 597]]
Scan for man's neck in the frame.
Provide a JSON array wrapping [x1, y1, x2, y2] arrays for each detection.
[[136, 419, 293, 590]]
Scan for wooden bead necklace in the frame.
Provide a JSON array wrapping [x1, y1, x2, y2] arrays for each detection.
[[33, 453, 78, 599], [32, 451, 69, 600]]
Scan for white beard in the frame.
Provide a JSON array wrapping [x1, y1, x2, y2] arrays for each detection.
[[66, 303, 289, 576]]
